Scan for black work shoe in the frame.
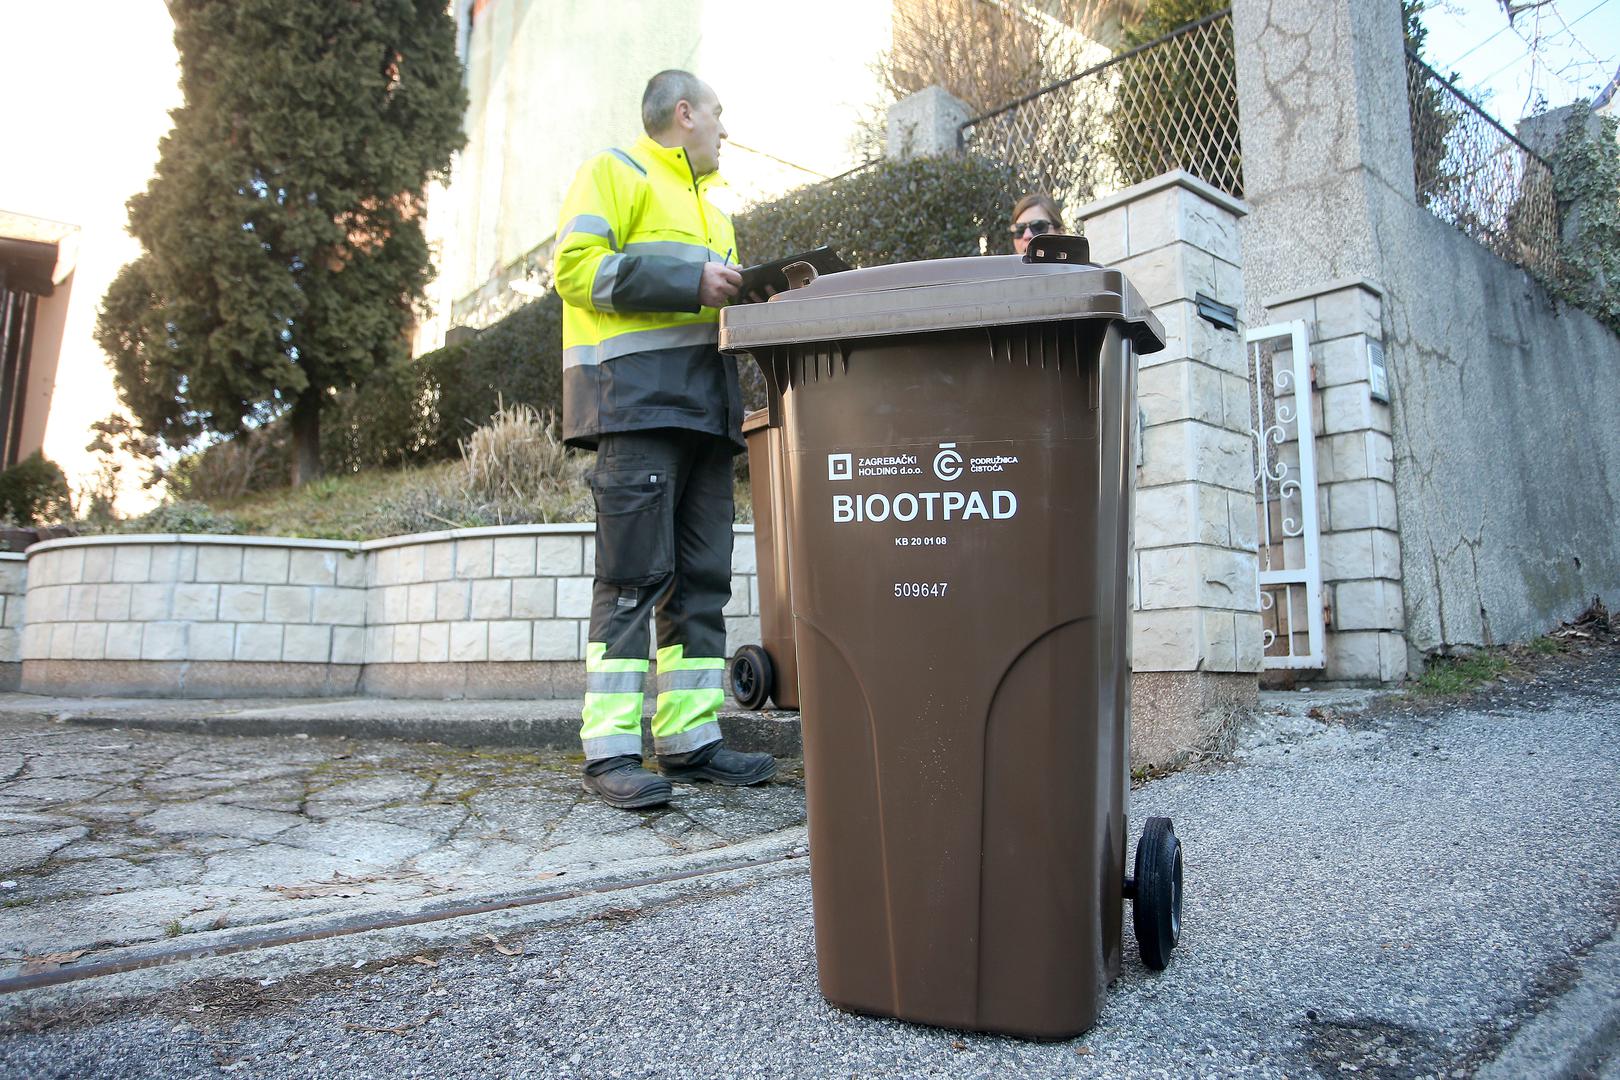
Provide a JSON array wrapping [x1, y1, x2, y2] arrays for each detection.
[[659, 742, 777, 786], [582, 755, 672, 810]]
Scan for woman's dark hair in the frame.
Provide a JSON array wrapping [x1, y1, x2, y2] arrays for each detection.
[[1011, 192, 1065, 232]]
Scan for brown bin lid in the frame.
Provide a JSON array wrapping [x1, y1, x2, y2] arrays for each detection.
[[719, 253, 1166, 355]]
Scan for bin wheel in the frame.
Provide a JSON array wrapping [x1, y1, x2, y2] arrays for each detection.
[[1132, 817, 1182, 971], [729, 645, 774, 711]]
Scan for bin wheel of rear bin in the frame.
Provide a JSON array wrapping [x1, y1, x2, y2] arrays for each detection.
[[1133, 817, 1182, 971], [729, 645, 774, 711]]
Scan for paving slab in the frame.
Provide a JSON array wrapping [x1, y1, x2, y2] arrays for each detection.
[[0, 717, 804, 981]]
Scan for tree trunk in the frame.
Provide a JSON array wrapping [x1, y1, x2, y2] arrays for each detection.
[[291, 393, 323, 487]]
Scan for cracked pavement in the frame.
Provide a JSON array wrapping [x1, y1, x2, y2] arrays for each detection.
[[0, 721, 804, 977], [0, 644, 1617, 1077]]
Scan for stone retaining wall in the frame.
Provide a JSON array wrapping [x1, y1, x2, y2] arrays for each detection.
[[0, 554, 25, 690], [13, 526, 760, 699]]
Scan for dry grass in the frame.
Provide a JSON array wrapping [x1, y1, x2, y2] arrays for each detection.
[[214, 457, 595, 541], [199, 406, 753, 540], [458, 401, 586, 508]]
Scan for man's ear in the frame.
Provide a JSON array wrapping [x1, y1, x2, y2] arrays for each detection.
[[674, 99, 693, 130]]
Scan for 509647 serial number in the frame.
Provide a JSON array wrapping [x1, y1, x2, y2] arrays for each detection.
[[894, 582, 950, 598]]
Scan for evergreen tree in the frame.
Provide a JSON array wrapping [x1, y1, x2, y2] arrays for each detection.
[[98, 0, 465, 485]]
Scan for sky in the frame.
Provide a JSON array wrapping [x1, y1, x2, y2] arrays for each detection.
[[0, 0, 181, 513], [1416, 0, 1620, 120]]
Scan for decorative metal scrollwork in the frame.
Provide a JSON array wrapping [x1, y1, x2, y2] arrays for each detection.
[[1247, 323, 1325, 669]]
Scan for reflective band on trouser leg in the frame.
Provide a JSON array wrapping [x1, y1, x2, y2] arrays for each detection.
[[651, 644, 724, 755], [580, 641, 649, 760]]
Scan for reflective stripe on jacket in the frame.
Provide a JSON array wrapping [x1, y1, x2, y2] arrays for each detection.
[[553, 135, 744, 452]]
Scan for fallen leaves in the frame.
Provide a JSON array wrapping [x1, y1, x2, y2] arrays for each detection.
[[21, 949, 88, 974], [267, 880, 366, 900], [264, 869, 451, 900], [482, 934, 521, 956]]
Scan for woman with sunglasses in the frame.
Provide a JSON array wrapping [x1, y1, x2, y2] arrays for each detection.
[[1009, 192, 1066, 255]]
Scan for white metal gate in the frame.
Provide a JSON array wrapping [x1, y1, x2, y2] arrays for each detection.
[[1247, 321, 1325, 669]]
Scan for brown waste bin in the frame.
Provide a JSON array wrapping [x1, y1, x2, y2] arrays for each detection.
[[719, 235, 1183, 1039], [733, 408, 799, 709]]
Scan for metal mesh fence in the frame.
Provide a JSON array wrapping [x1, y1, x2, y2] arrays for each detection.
[[1406, 51, 1563, 284], [960, 10, 1242, 211]]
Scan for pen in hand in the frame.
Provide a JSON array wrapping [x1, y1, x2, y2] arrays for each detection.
[[722, 248, 747, 305]]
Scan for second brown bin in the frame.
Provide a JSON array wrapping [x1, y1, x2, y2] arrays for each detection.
[[732, 408, 799, 710]]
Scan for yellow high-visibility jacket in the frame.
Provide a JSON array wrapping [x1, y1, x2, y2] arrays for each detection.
[[553, 135, 743, 451]]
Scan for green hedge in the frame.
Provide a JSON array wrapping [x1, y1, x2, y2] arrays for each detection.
[[731, 153, 1033, 411], [319, 291, 565, 474], [181, 293, 564, 486], [197, 153, 1034, 482], [735, 153, 1032, 270]]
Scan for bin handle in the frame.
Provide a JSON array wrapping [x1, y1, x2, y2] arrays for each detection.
[[1023, 233, 1093, 266], [781, 260, 818, 290]]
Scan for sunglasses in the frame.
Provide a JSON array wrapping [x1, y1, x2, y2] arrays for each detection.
[[1010, 219, 1054, 238]]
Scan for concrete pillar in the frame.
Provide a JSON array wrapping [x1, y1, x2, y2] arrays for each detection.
[[885, 87, 970, 160], [1230, 0, 1416, 312], [1231, 0, 1415, 682], [1080, 170, 1259, 769]]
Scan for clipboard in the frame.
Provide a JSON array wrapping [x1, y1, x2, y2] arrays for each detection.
[[738, 245, 851, 299]]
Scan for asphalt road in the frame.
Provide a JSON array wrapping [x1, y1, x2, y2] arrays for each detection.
[[1, 646, 1617, 1079]]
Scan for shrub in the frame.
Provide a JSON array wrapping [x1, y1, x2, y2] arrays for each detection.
[[1107, 0, 1240, 196], [733, 153, 1034, 271], [425, 292, 565, 459], [125, 499, 241, 535], [169, 432, 282, 502], [0, 452, 73, 526], [183, 290, 563, 485]]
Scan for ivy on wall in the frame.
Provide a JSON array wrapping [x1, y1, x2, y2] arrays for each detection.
[[1548, 106, 1620, 336]]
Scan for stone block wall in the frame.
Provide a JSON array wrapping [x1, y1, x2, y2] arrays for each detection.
[[0, 554, 25, 689], [1262, 281, 1407, 682], [1079, 171, 1263, 765], [21, 537, 369, 697], [15, 526, 761, 699]]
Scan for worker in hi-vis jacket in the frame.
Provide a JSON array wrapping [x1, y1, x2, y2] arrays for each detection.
[[552, 69, 777, 809]]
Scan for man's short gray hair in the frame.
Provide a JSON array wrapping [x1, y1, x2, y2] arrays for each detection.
[[642, 70, 708, 135]]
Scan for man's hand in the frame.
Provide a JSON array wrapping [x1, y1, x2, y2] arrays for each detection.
[[698, 262, 742, 309]]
